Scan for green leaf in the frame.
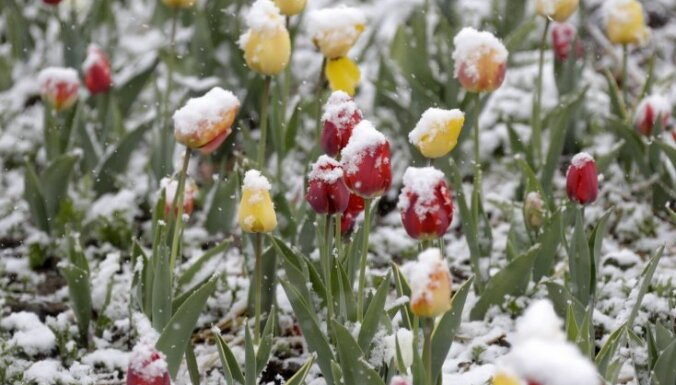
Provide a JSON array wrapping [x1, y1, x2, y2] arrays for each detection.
[[595, 324, 626, 380], [568, 207, 594, 306], [24, 159, 50, 233], [60, 264, 92, 345], [256, 306, 276, 377], [271, 236, 313, 302], [603, 69, 628, 120], [589, 210, 612, 269], [504, 16, 537, 52], [391, 263, 413, 330], [336, 262, 358, 322], [245, 327, 256, 385], [204, 175, 239, 235], [94, 123, 152, 195], [532, 211, 562, 282], [358, 274, 390, 351], [284, 354, 316, 385], [42, 153, 80, 220], [213, 329, 244, 385], [116, 59, 160, 116], [332, 322, 386, 385], [177, 239, 232, 290], [185, 342, 201, 385], [651, 339, 676, 385], [152, 242, 172, 331], [156, 278, 217, 379], [627, 246, 665, 330], [545, 281, 585, 325]]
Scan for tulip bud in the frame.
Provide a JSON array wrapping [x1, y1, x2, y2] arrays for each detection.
[[43, 0, 63, 5], [38, 67, 80, 111], [126, 343, 170, 385], [566, 152, 598, 205], [340, 120, 392, 198], [633, 95, 671, 136], [306, 155, 350, 214], [492, 371, 523, 385], [160, 177, 197, 217], [238, 170, 277, 233], [535, 0, 579, 22], [307, 6, 366, 59], [239, 0, 291, 76], [524, 191, 545, 230], [83, 44, 112, 95], [384, 329, 414, 369], [453, 27, 508, 93], [409, 108, 464, 159], [398, 167, 453, 240], [340, 193, 365, 236], [274, 0, 306, 16], [603, 0, 649, 45], [320, 91, 363, 157], [162, 0, 195, 8], [390, 376, 412, 385], [408, 248, 452, 318], [551, 22, 584, 61], [173, 87, 240, 154]]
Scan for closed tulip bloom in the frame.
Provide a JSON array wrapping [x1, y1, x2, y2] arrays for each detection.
[[274, 0, 305, 16], [492, 371, 522, 385], [173, 87, 240, 154], [566, 152, 598, 205], [321, 91, 363, 157], [340, 120, 392, 198], [307, 6, 366, 59], [633, 95, 671, 136], [239, 0, 291, 76], [238, 170, 277, 233], [306, 155, 350, 214], [38, 67, 80, 111], [390, 376, 412, 385], [126, 343, 170, 385], [407, 248, 452, 318], [160, 177, 197, 217], [162, 0, 195, 8], [603, 0, 649, 45], [551, 22, 584, 61], [453, 28, 508, 93], [42, 0, 63, 5], [83, 44, 112, 95], [409, 108, 464, 159], [398, 167, 453, 240], [524, 191, 545, 230], [535, 0, 579, 22], [340, 193, 365, 235]]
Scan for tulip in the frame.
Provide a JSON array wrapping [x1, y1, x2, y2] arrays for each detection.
[[307, 6, 366, 59], [42, 0, 62, 5], [390, 376, 412, 385], [566, 152, 598, 205], [240, 0, 291, 76], [340, 193, 365, 235], [274, 0, 306, 16], [238, 170, 277, 233], [162, 0, 195, 8], [633, 95, 671, 136], [126, 343, 170, 385], [492, 371, 522, 385], [408, 108, 464, 159], [320, 91, 363, 157], [408, 248, 452, 318], [340, 120, 392, 198], [524, 191, 545, 230], [306, 155, 350, 214], [83, 44, 112, 95], [603, 0, 648, 45], [398, 167, 453, 240], [535, 0, 579, 22], [551, 22, 584, 61], [38, 67, 80, 111], [173, 87, 240, 154], [452, 27, 508, 93], [325, 57, 361, 96], [160, 177, 196, 217]]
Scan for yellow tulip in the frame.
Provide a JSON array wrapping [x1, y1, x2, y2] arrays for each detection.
[[240, 0, 291, 76], [274, 0, 306, 16], [325, 57, 361, 96], [308, 7, 366, 59], [409, 108, 464, 159], [238, 170, 277, 233], [492, 372, 522, 385], [604, 0, 648, 45], [409, 248, 452, 318], [535, 0, 579, 22], [162, 0, 195, 8]]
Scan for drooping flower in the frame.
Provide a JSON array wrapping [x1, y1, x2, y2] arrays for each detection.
[[407, 248, 452, 318], [633, 95, 671, 136], [524, 191, 545, 230], [238, 170, 277, 233], [551, 22, 584, 61], [398, 167, 454, 240], [566, 152, 598, 205], [535, 0, 579, 22], [274, 0, 306, 16], [162, 0, 195, 8], [126, 343, 171, 385], [38, 67, 80, 111], [340, 120, 392, 198], [306, 155, 350, 215], [239, 0, 291, 76], [603, 0, 649, 45], [409, 108, 464, 159], [340, 193, 365, 236], [83, 44, 112, 95], [320, 91, 363, 157], [160, 177, 197, 217], [173, 87, 240, 154], [452, 27, 508, 93], [307, 6, 366, 59]]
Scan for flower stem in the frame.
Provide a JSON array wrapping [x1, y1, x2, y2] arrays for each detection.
[[334, 213, 342, 259], [157, 9, 179, 178], [169, 147, 191, 272], [356, 198, 372, 321], [472, 93, 482, 203], [323, 215, 335, 321], [532, 18, 550, 168], [422, 318, 434, 385], [315, 57, 327, 144], [254, 232, 263, 345], [621, 44, 628, 108], [258, 76, 271, 169]]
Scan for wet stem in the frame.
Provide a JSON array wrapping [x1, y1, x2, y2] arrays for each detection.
[[254, 232, 263, 345], [356, 198, 372, 321], [258, 76, 271, 169], [168, 147, 191, 272], [532, 18, 550, 168]]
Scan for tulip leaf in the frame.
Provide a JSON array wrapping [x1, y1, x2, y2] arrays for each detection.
[[213, 329, 244, 385], [284, 354, 316, 385], [256, 306, 276, 377], [152, 241, 172, 331], [271, 236, 313, 304], [595, 324, 627, 381], [116, 58, 159, 116], [336, 261, 358, 322], [177, 239, 231, 291], [545, 281, 586, 325], [627, 246, 664, 331], [651, 339, 676, 385], [603, 69, 628, 120], [23, 159, 50, 233], [391, 263, 414, 330], [245, 326, 256, 385], [42, 152, 80, 220], [656, 140, 676, 169], [532, 210, 562, 282], [568, 207, 594, 306], [332, 321, 386, 385], [185, 342, 201, 385], [358, 274, 390, 351], [204, 175, 239, 235]]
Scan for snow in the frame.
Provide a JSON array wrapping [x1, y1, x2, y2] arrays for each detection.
[[397, 166, 446, 217], [602, 0, 637, 23], [128, 342, 168, 381], [91, 252, 120, 311], [340, 120, 387, 174], [82, 44, 106, 73], [23, 360, 76, 385], [633, 94, 671, 127], [452, 27, 508, 81], [82, 348, 129, 372], [87, 189, 139, 222], [243, 169, 272, 191], [1, 312, 56, 356], [37, 67, 79, 88], [405, 248, 447, 304], [307, 6, 366, 46], [570, 151, 595, 168], [173, 87, 240, 138], [308, 155, 344, 183], [408, 108, 464, 146], [159, 177, 195, 206], [383, 328, 414, 368], [244, 0, 285, 33], [514, 300, 565, 343], [322, 91, 361, 125]]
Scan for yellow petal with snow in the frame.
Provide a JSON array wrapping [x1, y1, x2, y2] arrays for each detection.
[[325, 57, 360, 96]]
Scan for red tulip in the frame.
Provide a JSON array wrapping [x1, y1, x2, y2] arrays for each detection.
[[83, 44, 112, 95], [126, 343, 170, 385], [306, 155, 350, 214], [321, 91, 362, 157], [38, 67, 80, 111], [398, 167, 453, 240], [566, 152, 598, 205], [633, 95, 671, 136], [551, 22, 584, 61], [340, 193, 365, 236], [42, 0, 63, 4], [340, 120, 392, 198]]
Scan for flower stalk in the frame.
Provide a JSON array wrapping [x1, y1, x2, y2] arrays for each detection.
[[258, 76, 272, 168], [168, 147, 191, 272], [356, 198, 372, 321], [254, 232, 263, 345], [532, 18, 551, 167]]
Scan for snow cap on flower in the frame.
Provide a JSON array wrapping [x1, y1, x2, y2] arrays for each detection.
[[274, 0, 305, 16], [306, 155, 350, 214], [409, 108, 465, 158], [321, 91, 363, 156], [307, 6, 366, 59], [126, 342, 170, 385], [38, 67, 80, 111], [160, 177, 197, 217], [173, 87, 240, 154], [83, 44, 112, 95], [535, 0, 579, 22], [407, 248, 452, 318], [239, 0, 291, 75], [603, 0, 648, 45], [398, 167, 454, 240], [566, 152, 598, 205], [551, 22, 584, 61], [340, 120, 391, 198], [238, 170, 277, 233], [514, 300, 565, 344], [452, 27, 508, 93], [633, 94, 671, 136]]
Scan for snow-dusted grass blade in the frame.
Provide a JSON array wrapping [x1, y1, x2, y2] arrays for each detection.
[[358, 273, 390, 351], [284, 354, 316, 385], [213, 328, 244, 385], [626, 246, 665, 330], [651, 338, 676, 385], [152, 241, 172, 331], [256, 306, 276, 377], [332, 321, 386, 385], [185, 342, 201, 385], [177, 238, 232, 291]]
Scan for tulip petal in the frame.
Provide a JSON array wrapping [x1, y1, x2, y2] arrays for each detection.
[[325, 57, 361, 96]]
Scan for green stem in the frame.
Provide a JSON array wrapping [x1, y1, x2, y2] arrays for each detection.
[[334, 213, 342, 259], [258, 76, 271, 168], [472, 93, 482, 219], [621, 44, 628, 108], [532, 18, 550, 168], [254, 233, 263, 345], [157, 9, 179, 178], [356, 198, 372, 321], [423, 319, 434, 385], [168, 147, 191, 272], [315, 57, 327, 145], [323, 216, 335, 321]]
